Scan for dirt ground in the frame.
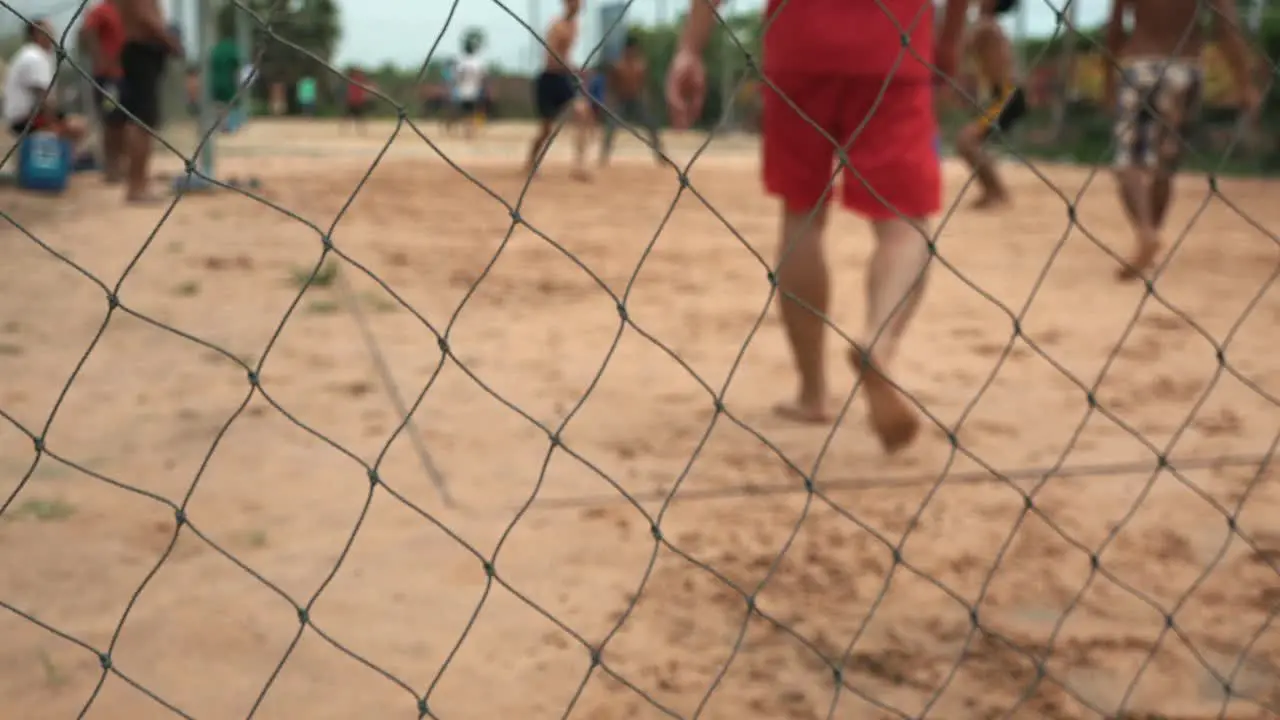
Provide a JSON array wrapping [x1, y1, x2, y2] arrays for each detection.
[[1, 118, 1278, 720]]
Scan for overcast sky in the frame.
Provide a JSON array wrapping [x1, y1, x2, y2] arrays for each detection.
[[10, 0, 1114, 72]]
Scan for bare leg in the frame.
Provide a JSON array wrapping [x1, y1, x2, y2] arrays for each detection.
[[851, 217, 932, 452], [123, 121, 160, 203], [1115, 166, 1160, 280], [1151, 169, 1174, 229], [599, 106, 617, 167], [956, 124, 1009, 210], [640, 101, 666, 165], [525, 120, 553, 177], [103, 121, 126, 183], [569, 100, 592, 182], [772, 204, 832, 424]]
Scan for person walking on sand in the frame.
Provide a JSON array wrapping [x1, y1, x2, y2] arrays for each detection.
[[665, 0, 968, 453], [526, 0, 594, 181], [599, 32, 665, 168], [1104, 0, 1258, 281], [954, 0, 1027, 210]]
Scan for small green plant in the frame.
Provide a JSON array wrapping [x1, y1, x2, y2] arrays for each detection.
[[244, 529, 268, 548], [291, 260, 339, 289], [307, 299, 341, 314], [362, 292, 397, 313], [174, 281, 200, 297], [10, 498, 76, 522], [38, 650, 67, 688]]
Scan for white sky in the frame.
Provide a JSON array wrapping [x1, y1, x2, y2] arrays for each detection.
[[7, 0, 1115, 72]]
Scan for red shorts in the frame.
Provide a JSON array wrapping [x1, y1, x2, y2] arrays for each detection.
[[761, 74, 941, 220]]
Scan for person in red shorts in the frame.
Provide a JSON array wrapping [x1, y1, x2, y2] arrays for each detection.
[[80, 0, 128, 182], [666, 0, 967, 453]]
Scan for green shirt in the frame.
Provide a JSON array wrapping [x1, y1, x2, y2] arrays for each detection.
[[208, 39, 241, 104], [297, 77, 317, 104]]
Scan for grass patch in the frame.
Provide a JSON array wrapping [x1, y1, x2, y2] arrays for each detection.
[[307, 299, 341, 314], [291, 260, 339, 289], [9, 497, 76, 522]]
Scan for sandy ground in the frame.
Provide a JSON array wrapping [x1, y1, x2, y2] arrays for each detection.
[[1, 118, 1279, 720]]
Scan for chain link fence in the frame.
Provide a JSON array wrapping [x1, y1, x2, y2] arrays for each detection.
[[0, 0, 1278, 718]]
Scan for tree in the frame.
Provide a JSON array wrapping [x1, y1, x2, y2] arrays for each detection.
[[216, 0, 341, 91]]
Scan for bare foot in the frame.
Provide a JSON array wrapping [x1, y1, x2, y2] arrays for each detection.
[[850, 349, 920, 453], [1116, 236, 1161, 281], [772, 399, 831, 425], [970, 193, 1010, 211]]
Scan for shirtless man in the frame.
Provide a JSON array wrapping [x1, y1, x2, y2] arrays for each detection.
[[666, 0, 968, 452], [955, 0, 1027, 209], [1105, 0, 1257, 281], [116, 0, 181, 203], [526, 0, 593, 181], [600, 32, 664, 167]]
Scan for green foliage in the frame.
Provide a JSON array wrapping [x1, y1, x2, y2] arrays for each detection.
[[630, 10, 763, 129], [216, 0, 341, 87]]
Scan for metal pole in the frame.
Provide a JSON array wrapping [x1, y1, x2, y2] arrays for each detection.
[[196, 0, 217, 180], [1248, 0, 1265, 33], [234, 0, 253, 117]]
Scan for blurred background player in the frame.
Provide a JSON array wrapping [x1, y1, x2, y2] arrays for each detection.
[[600, 32, 664, 168], [453, 33, 488, 139], [80, 0, 127, 182], [344, 66, 369, 135], [955, 0, 1026, 210], [117, 0, 182, 203], [1104, 0, 1258, 281], [208, 28, 241, 129], [297, 74, 318, 116], [585, 65, 608, 150], [666, 0, 968, 452], [527, 0, 593, 181]]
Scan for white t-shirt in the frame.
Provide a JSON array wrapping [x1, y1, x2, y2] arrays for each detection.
[[2, 44, 55, 124], [453, 54, 486, 102]]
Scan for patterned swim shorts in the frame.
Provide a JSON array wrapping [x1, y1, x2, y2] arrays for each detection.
[[1113, 57, 1202, 170]]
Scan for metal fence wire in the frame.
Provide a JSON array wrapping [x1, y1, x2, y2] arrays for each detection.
[[1, 0, 1279, 718]]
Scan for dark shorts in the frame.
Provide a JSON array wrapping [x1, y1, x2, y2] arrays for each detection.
[[458, 99, 478, 115], [534, 71, 576, 120], [92, 76, 127, 126], [119, 42, 168, 129], [977, 85, 1027, 139], [346, 101, 366, 118]]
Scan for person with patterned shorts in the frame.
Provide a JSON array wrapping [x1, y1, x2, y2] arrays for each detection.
[[665, 0, 969, 453], [1104, 0, 1258, 281]]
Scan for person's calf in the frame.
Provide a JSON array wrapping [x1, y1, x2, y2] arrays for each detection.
[[853, 216, 933, 451], [1115, 166, 1161, 281], [772, 203, 833, 424], [957, 127, 1009, 209]]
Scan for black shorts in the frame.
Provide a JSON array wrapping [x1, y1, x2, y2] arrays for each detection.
[[458, 99, 478, 115], [534, 71, 576, 120], [119, 42, 168, 129], [977, 85, 1027, 139], [92, 76, 127, 126], [346, 101, 365, 118]]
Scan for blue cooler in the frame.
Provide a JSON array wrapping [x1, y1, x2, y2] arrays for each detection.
[[18, 132, 71, 193]]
